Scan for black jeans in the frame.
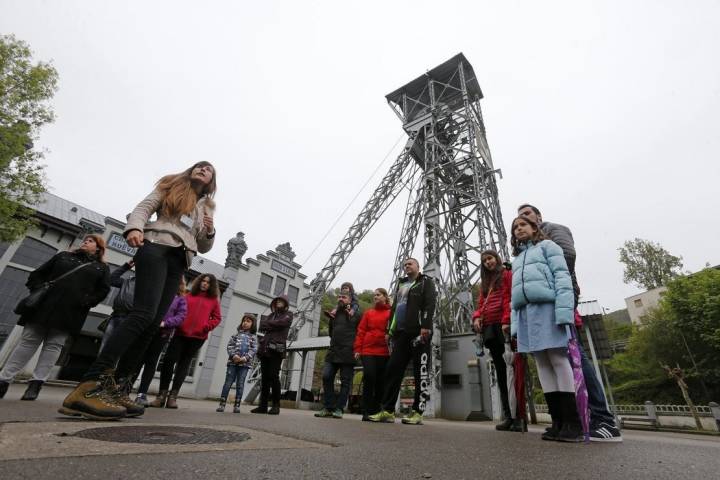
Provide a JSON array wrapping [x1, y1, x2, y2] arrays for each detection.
[[134, 332, 171, 395], [84, 243, 186, 381], [159, 335, 205, 392], [361, 355, 387, 416], [259, 353, 283, 408], [381, 330, 431, 414], [322, 361, 355, 411], [486, 335, 512, 418]]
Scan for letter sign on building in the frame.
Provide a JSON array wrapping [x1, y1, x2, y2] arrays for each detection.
[[107, 232, 138, 256], [271, 259, 296, 278]]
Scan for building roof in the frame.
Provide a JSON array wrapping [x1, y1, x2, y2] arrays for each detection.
[[286, 336, 331, 352], [191, 255, 226, 279], [385, 53, 483, 107], [578, 300, 604, 317], [34, 192, 107, 231]]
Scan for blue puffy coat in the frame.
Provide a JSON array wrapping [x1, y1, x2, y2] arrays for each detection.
[[510, 239, 574, 340]]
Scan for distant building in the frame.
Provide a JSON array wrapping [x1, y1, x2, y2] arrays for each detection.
[[0, 192, 319, 400], [624, 287, 667, 325]]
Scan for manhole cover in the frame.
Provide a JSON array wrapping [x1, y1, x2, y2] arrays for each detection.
[[69, 426, 251, 445]]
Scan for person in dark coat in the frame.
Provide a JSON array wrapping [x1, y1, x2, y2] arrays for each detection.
[[251, 295, 292, 415], [369, 257, 437, 425], [315, 287, 361, 419], [0, 235, 110, 401]]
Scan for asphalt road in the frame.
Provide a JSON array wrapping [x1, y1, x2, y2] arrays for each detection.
[[1, 384, 719, 480]]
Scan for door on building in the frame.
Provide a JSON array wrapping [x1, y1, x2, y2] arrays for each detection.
[[0, 266, 31, 350]]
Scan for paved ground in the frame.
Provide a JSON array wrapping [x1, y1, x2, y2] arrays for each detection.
[[1, 384, 719, 480]]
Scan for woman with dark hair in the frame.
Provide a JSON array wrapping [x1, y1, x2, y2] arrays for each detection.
[[61, 162, 218, 420], [152, 274, 222, 409], [251, 295, 292, 415], [0, 235, 110, 401], [508, 216, 581, 442], [353, 288, 391, 420], [472, 250, 515, 431], [133, 277, 188, 406]]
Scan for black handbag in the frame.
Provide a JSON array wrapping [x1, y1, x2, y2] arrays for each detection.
[[267, 341, 286, 354], [13, 262, 93, 316]]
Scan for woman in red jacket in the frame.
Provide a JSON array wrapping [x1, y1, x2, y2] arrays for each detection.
[[472, 250, 514, 431], [353, 288, 391, 421], [152, 274, 221, 408]]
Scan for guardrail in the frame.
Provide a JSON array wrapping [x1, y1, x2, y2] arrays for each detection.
[[533, 401, 720, 432]]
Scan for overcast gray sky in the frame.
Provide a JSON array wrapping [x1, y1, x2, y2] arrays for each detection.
[[3, 0, 719, 310]]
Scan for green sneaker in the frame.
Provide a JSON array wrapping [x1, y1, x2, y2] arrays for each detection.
[[401, 410, 423, 425], [368, 410, 395, 423], [332, 408, 343, 419], [314, 408, 333, 418]]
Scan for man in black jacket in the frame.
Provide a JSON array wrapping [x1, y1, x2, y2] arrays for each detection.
[[315, 289, 361, 419], [519, 204, 622, 442], [370, 258, 437, 425]]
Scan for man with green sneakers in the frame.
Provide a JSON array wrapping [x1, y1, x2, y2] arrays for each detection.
[[370, 258, 436, 425], [315, 288, 361, 419]]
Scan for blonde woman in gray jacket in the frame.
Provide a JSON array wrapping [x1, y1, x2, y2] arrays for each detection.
[[60, 162, 218, 420]]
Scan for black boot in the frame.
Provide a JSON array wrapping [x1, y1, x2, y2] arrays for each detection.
[[541, 392, 562, 441], [556, 392, 584, 443], [216, 398, 227, 412], [0, 381, 9, 399], [21, 380, 43, 401], [250, 404, 268, 414], [233, 399, 241, 414], [509, 418, 527, 432], [495, 417, 513, 431], [268, 403, 280, 415]]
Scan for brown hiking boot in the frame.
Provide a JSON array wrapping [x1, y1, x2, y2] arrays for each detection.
[[165, 390, 179, 409], [110, 379, 145, 417], [58, 376, 126, 420], [149, 390, 168, 408]]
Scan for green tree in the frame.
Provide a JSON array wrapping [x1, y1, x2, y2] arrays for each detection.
[[605, 268, 720, 404], [1, 34, 58, 241], [618, 238, 683, 290]]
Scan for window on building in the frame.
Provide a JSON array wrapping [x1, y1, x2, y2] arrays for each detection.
[[274, 276, 287, 296], [258, 273, 273, 293], [0, 266, 31, 350], [288, 285, 299, 305], [634, 299, 643, 308], [10, 237, 58, 269]]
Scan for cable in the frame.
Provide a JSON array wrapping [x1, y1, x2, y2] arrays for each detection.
[[299, 133, 407, 266]]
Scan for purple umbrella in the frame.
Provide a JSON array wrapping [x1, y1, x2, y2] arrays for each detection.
[[566, 323, 589, 442]]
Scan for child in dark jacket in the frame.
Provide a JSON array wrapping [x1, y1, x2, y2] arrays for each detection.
[[217, 314, 257, 413]]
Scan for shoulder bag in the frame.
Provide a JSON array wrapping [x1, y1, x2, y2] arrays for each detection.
[[13, 261, 95, 316]]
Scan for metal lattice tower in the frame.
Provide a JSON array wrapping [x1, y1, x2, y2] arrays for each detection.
[[247, 54, 508, 411]]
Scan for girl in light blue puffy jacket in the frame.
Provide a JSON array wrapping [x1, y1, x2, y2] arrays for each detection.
[[509, 215, 583, 442]]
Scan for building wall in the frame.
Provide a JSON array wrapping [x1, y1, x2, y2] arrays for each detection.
[[625, 287, 667, 325]]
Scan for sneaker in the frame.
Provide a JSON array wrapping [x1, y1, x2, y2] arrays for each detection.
[[401, 410, 424, 425], [332, 408, 343, 419], [134, 393, 149, 407], [368, 410, 395, 423], [314, 408, 333, 418], [590, 422, 623, 443]]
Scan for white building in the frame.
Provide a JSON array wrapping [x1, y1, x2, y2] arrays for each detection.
[[0, 192, 319, 401], [624, 287, 667, 325]]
